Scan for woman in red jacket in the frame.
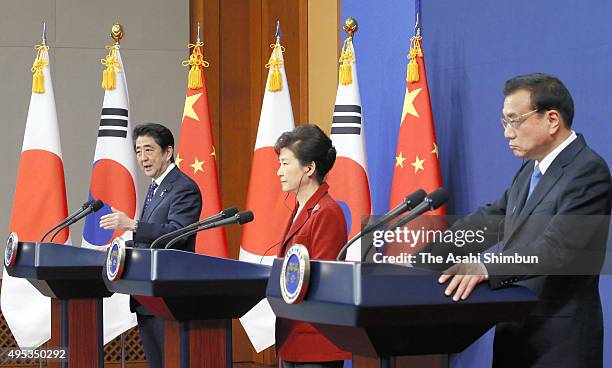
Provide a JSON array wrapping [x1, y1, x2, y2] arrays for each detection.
[[274, 124, 351, 368]]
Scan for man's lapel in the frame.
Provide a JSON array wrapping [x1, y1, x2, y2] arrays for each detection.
[[504, 134, 586, 246], [141, 167, 178, 222]]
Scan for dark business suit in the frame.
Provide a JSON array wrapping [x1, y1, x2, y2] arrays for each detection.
[[424, 134, 611, 367], [133, 166, 202, 251], [132, 166, 202, 368]]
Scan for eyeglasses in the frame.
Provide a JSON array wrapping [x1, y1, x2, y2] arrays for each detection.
[[500, 109, 540, 130]]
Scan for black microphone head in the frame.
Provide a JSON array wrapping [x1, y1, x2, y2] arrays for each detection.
[[405, 189, 427, 209], [237, 210, 254, 225], [82, 199, 95, 209], [91, 200, 105, 212], [222, 207, 239, 218], [426, 188, 449, 210]]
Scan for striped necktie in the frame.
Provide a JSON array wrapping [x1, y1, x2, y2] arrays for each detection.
[[142, 181, 158, 215]]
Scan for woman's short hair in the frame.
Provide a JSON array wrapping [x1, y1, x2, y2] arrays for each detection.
[[274, 124, 337, 184]]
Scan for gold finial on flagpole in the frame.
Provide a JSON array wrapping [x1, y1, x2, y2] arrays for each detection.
[[102, 23, 123, 90], [110, 23, 124, 45], [339, 18, 357, 86], [343, 17, 358, 38]]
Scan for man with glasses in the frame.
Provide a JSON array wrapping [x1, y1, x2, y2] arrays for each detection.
[[429, 73, 611, 367]]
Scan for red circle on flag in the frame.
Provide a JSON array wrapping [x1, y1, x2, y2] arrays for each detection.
[[326, 157, 371, 239], [89, 159, 137, 242]]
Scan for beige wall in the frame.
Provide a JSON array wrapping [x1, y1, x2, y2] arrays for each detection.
[[0, 0, 189, 254], [308, 0, 339, 133]]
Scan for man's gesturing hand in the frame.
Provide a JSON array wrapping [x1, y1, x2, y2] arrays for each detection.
[[99, 207, 136, 231]]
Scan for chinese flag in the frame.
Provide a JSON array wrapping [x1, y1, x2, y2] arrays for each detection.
[[176, 40, 228, 258], [388, 35, 445, 255]]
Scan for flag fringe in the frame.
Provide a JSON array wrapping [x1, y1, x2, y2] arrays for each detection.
[[101, 45, 120, 90], [31, 45, 49, 94], [407, 35, 423, 83], [339, 37, 354, 86], [182, 41, 209, 90], [265, 42, 285, 92]]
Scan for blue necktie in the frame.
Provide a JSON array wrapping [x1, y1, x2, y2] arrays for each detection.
[[142, 181, 158, 214], [527, 165, 542, 200]]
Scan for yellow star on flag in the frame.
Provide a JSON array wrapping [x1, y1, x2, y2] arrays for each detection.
[[411, 155, 425, 173], [189, 157, 205, 174], [182, 93, 202, 122], [175, 153, 183, 168], [401, 87, 422, 123], [395, 152, 407, 168], [431, 143, 439, 158], [210, 146, 216, 158]]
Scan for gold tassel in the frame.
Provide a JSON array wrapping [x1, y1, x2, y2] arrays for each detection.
[[188, 64, 203, 89], [407, 58, 419, 83], [339, 61, 352, 85], [265, 43, 284, 92], [338, 37, 354, 86], [31, 45, 49, 94], [182, 41, 209, 90], [101, 45, 120, 90], [268, 67, 282, 92], [406, 35, 423, 83]]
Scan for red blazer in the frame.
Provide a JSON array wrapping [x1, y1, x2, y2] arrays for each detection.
[[276, 182, 351, 362]]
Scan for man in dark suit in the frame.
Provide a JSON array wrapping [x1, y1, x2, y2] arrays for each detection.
[[100, 123, 202, 368], [431, 74, 611, 367]]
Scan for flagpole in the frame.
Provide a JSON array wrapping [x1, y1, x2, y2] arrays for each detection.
[[42, 22, 47, 45], [415, 0, 421, 35]]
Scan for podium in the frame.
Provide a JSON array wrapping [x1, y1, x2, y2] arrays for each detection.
[[103, 247, 271, 368], [5, 242, 111, 368], [267, 260, 537, 367]]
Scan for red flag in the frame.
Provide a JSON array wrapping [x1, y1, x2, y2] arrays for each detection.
[[388, 35, 445, 256], [176, 37, 228, 258], [389, 35, 444, 211]]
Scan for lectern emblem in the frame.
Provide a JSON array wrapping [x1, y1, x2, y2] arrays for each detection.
[[4, 232, 19, 268], [280, 244, 311, 304], [106, 237, 126, 282]]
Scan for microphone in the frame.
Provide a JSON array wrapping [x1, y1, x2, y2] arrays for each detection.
[[363, 189, 427, 236], [164, 210, 254, 250], [336, 189, 428, 261], [49, 200, 105, 242], [40, 199, 95, 242], [359, 188, 449, 262], [388, 188, 449, 230], [150, 207, 239, 249]]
